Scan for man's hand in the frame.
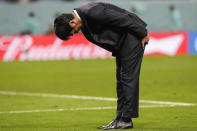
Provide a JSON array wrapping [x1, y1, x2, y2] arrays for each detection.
[[141, 35, 150, 49]]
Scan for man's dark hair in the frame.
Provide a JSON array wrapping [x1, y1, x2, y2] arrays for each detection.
[[54, 13, 74, 40]]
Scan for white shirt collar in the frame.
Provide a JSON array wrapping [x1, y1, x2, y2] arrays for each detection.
[[73, 10, 81, 20]]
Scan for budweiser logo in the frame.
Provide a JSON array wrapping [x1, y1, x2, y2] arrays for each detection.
[[0, 35, 111, 61]]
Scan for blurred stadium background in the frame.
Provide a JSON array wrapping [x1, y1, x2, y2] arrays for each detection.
[[0, 0, 197, 131]]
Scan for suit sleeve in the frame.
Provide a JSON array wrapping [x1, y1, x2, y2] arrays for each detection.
[[86, 4, 148, 39]]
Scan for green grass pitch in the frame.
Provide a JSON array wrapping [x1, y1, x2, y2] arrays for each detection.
[[0, 56, 197, 131]]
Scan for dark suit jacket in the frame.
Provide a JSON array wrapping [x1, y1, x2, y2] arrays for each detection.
[[75, 2, 147, 56]]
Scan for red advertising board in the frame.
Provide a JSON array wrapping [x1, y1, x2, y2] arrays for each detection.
[[145, 32, 188, 56], [0, 32, 188, 61], [0, 34, 111, 61]]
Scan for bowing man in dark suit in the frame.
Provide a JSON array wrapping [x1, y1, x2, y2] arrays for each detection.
[[54, 2, 149, 130]]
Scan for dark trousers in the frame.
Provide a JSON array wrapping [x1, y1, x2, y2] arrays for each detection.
[[116, 33, 144, 118]]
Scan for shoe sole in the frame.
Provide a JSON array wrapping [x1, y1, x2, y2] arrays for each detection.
[[119, 126, 133, 129], [97, 126, 105, 129]]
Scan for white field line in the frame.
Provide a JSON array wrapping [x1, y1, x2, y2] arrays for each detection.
[[0, 107, 116, 114], [0, 105, 178, 114], [0, 91, 196, 106], [140, 100, 195, 106]]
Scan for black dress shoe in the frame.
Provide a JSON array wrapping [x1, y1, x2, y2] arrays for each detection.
[[97, 119, 118, 130], [116, 120, 133, 129]]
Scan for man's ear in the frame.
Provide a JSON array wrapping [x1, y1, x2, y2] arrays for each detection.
[[69, 20, 77, 28]]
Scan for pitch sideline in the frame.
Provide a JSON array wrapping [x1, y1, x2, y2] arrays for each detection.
[[0, 90, 196, 106], [0, 105, 181, 114]]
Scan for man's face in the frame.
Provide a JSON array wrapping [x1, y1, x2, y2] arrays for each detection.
[[69, 25, 80, 36]]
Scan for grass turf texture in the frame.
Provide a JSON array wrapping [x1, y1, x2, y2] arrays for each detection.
[[0, 56, 196, 131]]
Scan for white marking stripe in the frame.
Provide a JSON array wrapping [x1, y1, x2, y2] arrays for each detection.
[[140, 100, 195, 106], [0, 105, 179, 114], [0, 91, 196, 106], [0, 107, 116, 114], [0, 91, 116, 101]]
